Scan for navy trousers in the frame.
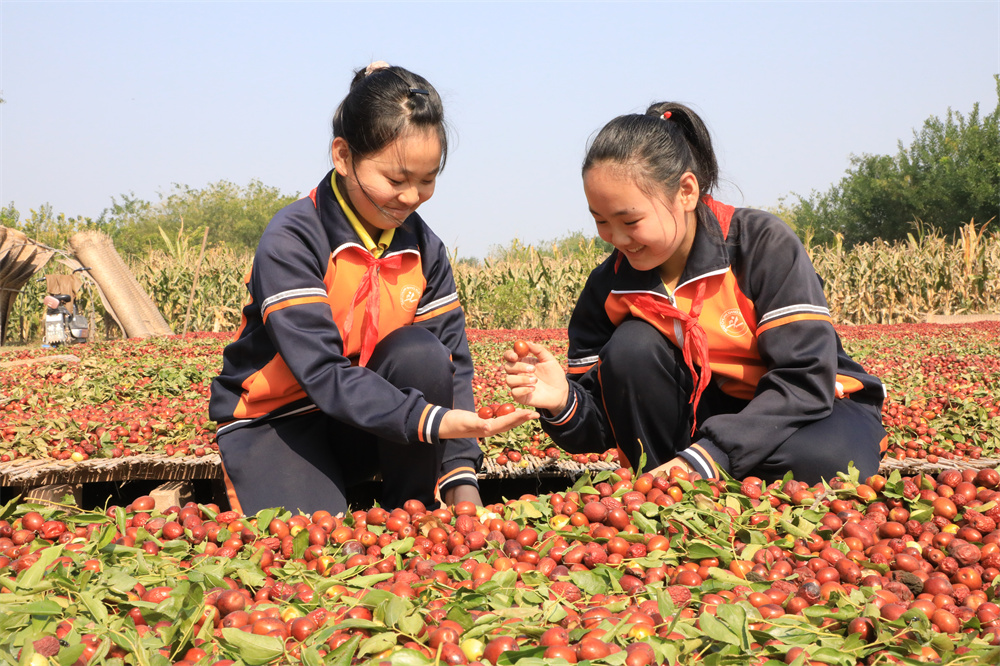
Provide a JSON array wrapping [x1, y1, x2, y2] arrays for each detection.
[[217, 326, 454, 516], [599, 319, 886, 484]]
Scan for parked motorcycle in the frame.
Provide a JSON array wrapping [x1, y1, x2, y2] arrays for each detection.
[[41, 267, 92, 346]]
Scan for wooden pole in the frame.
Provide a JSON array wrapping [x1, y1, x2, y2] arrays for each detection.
[[182, 227, 210, 336]]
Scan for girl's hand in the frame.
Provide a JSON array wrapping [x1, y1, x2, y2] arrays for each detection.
[[438, 408, 539, 440], [649, 456, 694, 478], [503, 341, 570, 414]]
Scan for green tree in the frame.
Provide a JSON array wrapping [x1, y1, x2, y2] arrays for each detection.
[[487, 231, 612, 263], [792, 76, 999, 246], [98, 192, 152, 236], [102, 179, 298, 257], [1, 203, 19, 228]]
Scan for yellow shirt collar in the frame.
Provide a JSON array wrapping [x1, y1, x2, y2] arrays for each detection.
[[331, 173, 394, 258]]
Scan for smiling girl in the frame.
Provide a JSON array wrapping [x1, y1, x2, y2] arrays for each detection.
[[504, 102, 887, 484], [211, 63, 535, 516]]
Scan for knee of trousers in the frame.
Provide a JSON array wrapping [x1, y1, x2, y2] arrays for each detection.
[[370, 327, 454, 396], [600, 319, 683, 390]]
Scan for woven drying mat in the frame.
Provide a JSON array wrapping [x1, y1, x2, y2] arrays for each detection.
[[879, 456, 1000, 477], [0, 452, 614, 492], [0, 453, 223, 488], [11, 450, 977, 490], [479, 453, 619, 480]]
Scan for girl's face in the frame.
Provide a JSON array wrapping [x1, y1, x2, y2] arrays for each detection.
[[332, 129, 442, 238], [584, 164, 700, 283]]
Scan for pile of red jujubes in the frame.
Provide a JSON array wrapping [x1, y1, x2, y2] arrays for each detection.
[[4, 462, 1000, 665], [0, 334, 222, 463], [2, 324, 999, 468]]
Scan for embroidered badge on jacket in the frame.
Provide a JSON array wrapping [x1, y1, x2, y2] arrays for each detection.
[[399, 285, 421, 312], [720, 309, 750, 338]]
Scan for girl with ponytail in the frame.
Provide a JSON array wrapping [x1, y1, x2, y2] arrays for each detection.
[[505, 102, 886, 484]]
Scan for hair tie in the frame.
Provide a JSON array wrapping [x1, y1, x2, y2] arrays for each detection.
[[364, 60, 390, 76], [408, 88, 430, 96], [661, 111, 672, 120]]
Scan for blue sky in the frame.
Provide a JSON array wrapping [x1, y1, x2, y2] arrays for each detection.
[[1, 1, 997, 259]]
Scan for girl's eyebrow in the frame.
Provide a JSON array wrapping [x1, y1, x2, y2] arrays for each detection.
[[590, 206, 635, 217], [398, 166, 441, 178]]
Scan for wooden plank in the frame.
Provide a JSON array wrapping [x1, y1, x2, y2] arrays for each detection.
[[22, 483, 82, 510], [151, 480, 194, 513], [925, 313, 1000, 324]]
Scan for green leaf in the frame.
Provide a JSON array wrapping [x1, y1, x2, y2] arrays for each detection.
[[447, 606, 476, 631], [56, 644, 86, 666], [519, 571, 549, 588], [376, 594, 407, 629], [778, 519, 815, 540], [385, 648, 432, 666], [568, 569, 607, 596], [498, 646, 546, 665], [508, 500, 543, 521], [220, 628, 285, 665], [492, 569, 517, 590], [326, 634, 361, 666], [15, 599, 64, 616], [96, 523, 118, 551], [685, 542, 725, 560], [331, 618, 383, 631], [716, 604, 751, 650], [336, 572, 393, 588], [105, 570, 140, 595], [300, 645, 324, 666], [571, 473, 594, 492], [114, 506, 127, 534], [636, 449, 648, 475], [631, 510, 658, 534], [225, 560, 266, 588], [381, 537, 415, 557], [255, 508, 277, 534], [292, 527, 310, 560], [697, 612, 741, 645], [357, 631, 397, 657], [0, 496, 20, 522], [16, 544, 64, 590], [397, 612, 425, 638], [77, 590, 110, 626]]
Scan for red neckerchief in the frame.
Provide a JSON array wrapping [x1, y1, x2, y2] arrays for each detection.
[[310, 184, 401, 368], [630, 282, 709, 435], [343, 251, 403, 367], [616, 196, 734, 433]]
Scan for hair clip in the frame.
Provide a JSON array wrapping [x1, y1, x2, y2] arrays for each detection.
[[661, 111, 672, 120], [408, 88, 430, 96]]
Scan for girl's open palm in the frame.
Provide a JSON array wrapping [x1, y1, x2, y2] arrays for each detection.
[[439, 408, 538, 440], [503, 341, 570, 414]]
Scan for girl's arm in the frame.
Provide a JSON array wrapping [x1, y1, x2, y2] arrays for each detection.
[[505, 265, 619, 454], [411, 229, 488, 499], [412, 225, 538, 501]]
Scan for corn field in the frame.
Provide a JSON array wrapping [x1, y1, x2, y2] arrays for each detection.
[[3, 222, 998, 344], [809, 221, 1000, 325]]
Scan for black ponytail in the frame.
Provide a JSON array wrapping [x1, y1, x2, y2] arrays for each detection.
[[583, 102, 717, 199], [332, 64, 448, 170]]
